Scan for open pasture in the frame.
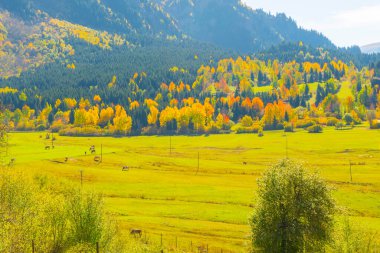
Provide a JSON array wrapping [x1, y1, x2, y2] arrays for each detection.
[[5, 126, 380, 252]]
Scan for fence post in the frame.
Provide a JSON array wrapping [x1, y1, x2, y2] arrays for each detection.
[[161, 233, 163, 247], [96, 242, 99, 253], [32, 240, 35, 253]]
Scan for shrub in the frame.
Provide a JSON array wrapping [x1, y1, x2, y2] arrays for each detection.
[[318, 117, 328, 125], [307, 124, 323, 133], [343, 113, 354, 125], [236, 127, 257, 134], [0, 171, 119, 252], [36, 124, 47, 131], [236, 122, 261, 134], [296, 119, 316, 128], [326, 117, 339, 126], [284, 123, 294, 132], [330, 218, 380, 252], [370, 120, 380, 129], [59, 126, 104, 136], [141, 126, 159, 136], [50, 121, 66, 132], [240, 115, 254, 127], [335, 122, 345, 130]]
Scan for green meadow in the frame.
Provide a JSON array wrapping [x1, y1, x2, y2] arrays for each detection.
[[5, 126, 380, 252]]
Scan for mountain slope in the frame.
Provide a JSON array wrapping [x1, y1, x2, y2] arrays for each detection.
[[361, 42, 380, 54], [1, 0, 334, 53], [0, 10, 132, 78], [0, 0, 181, 38], [155, 0, 334, 52]]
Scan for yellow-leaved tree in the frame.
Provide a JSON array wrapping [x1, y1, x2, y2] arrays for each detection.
[[112, 105, 132, 135]]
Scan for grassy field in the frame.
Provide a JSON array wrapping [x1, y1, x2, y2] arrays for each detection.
[[5, 126, 380, 252]]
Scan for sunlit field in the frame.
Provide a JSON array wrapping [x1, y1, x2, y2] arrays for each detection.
[[6, 126, 380, 252]]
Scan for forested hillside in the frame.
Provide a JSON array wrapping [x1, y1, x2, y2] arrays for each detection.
[[156, 0, 334, 51], [0, 0, 335, 56], [1, 52, 380, 135]]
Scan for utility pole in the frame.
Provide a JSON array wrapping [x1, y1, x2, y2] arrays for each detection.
[[285, 134, 288, 159], [170, 136, 172, 156], [349, 161, 353, 183], [80, 170, 83, 187]]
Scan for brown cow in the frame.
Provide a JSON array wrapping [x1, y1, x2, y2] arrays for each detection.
[[130, 229, 142, 237]]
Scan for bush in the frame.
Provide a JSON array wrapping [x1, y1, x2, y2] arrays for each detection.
[[343, 113, 354, 125], [0, 171, 120, 253], [335, 122, 345, 130], [59, 126, 104, 136], [307, 124, 323, 133], [51, 121, 66, 132], [326, 118, 339, 126], [330, 218, 380, 253], [284, 123, 294, 132], [240, 115, 254, 127], [236, 123, 261, 134], [141, 126, 159, 136], [296, 119, 316, 128], [318, 117, 328, 125], [36, 124, 47, 131], [370, 120, 380, 129]]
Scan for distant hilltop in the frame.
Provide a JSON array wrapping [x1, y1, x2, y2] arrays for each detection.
[[361, 42, 380, 54]]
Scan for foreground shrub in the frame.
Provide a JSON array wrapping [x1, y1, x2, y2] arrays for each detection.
[[330, 218, 380, 253], [0, 171, 118, 253], [250, 160, 335, 253]]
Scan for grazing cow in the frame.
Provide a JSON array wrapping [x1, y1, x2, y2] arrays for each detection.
[[94, 156, 101, 162], [130, 229, 142, 237], [122, 166, 129, 171], [243, 162, 247, 165], [64, 157, 68, 162], [91, 149, 96, 154], [89, 145, 95, 151], [8, 158, 15, 167], [45, 146, 50, 150]]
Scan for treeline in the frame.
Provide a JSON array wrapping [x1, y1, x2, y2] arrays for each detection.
[[1, 55, 380, 136], [256, 42, 380, 69]]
